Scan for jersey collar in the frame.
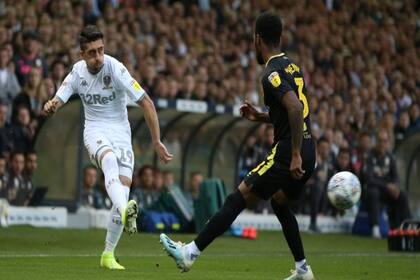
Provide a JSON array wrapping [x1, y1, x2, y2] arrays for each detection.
[[265, 53, 285, 67]]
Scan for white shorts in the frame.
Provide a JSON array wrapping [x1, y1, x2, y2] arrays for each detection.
[[83, 124, 134, 179]]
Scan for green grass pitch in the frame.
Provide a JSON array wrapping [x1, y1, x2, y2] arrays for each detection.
[[0, 226, 419, 279]]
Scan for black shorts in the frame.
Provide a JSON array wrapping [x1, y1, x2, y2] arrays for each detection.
[[244, 139, 316, 201]]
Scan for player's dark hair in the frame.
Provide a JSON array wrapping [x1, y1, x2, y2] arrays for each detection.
[[255, 11, 283, 47], [79, 25, 103, 51]]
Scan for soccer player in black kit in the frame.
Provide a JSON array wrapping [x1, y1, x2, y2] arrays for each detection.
[[160, 12, 316, 280]]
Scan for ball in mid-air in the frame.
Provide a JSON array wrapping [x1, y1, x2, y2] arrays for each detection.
[[327, 171, 361, 210]]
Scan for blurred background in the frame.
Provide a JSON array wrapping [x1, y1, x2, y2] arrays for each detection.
[[0, 0, 419, 237]]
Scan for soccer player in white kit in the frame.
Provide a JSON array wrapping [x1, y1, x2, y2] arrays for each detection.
[[43, 26, 173, 270]]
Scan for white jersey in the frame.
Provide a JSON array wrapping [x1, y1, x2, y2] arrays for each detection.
[[56, 54, 145, 128]]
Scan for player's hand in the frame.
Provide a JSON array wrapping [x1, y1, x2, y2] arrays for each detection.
[[290, 153, 305, 180], [42, 99, 59, 117], [239, 100, 260, 121], [154, 141, 173, 164], [387, 183, 400, 199]]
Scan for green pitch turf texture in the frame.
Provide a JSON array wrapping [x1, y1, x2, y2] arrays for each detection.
[[1, 226, 419, 279]]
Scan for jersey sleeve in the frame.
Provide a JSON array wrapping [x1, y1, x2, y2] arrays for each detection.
[[113, 63, 146, 102], [55, 69, 77, 103], [265, 70, 294, 99]]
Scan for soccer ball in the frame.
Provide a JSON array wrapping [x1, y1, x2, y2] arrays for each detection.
[[327, 171, 361, 210]]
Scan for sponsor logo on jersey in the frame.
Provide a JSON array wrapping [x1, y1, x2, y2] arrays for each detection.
[[268, 71, 281, 87], [102, 75, 113, 89], [80, 92, 116, 105], [120, 67, 127, 74], [130, 79, 142, 91], [81, 80, 88, 87]]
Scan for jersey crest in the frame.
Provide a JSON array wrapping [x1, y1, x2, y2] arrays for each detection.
[[103, 75, 113, 89]]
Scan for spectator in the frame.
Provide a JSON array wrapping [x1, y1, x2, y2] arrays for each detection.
[[394, 111, 411, 147], [153, 168, 164, 193], [162, 170, 175, 188], [8, 105, 34, 153], [364, 129, 411, 238], [12, 67, 47, 119], [308, 137, 334, 232], [6, 152, 32, 206], [0, 45, 21, 104], [238, 135, 261, 180], [260, 125, 275, 157], [333, 148, 355, 174], [0, 155, 8, 198], [352, 132, 372, 177], [23, 150, 37, 189], [184, 171, 203, 209], [131, 165, 158, 210], [14, 31, 47, 86], [50, 60, 66, 92], [0, 101, 12, 156], [408, 103, 420, 131], [80, 165, 104, 209]]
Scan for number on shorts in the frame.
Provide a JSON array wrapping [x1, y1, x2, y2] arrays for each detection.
[[119, 148, 133, 164]]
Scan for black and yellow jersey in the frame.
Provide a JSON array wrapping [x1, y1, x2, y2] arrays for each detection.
[[261, 53, 312, 143]]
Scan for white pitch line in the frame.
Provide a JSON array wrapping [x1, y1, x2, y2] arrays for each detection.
[[0, 253, 418, 258]]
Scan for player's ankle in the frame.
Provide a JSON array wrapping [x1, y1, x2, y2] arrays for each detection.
[[185, 241, 201, 261], [295, 259, 308, 274]]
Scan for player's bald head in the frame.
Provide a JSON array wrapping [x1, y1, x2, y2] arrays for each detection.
[[255, 11, 283, 48]]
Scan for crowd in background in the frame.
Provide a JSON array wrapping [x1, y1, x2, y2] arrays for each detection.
[[80, 163, 202, 212], [0, 0, 419, 232]]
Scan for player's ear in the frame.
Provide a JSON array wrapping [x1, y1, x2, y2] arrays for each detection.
[[255, 34, 261, 47]]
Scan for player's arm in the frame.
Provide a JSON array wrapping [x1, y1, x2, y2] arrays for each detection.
[[264, 69, 306, 179], [43, 70, 75, 117], [43, 96, 64, 117], [281, 91, 305, 180], [114, 62, 172, 164], [137, 94, 173, 164], [239, 101, 271, 123]]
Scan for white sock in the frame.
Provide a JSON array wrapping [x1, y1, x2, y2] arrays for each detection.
[[101, 152, 127, 214], [296, 259, 308, 274], [104, 205, 124, 254], [123, 185, 130, 201], [185, 241, 201, 260]]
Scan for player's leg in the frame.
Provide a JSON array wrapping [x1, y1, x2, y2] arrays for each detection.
[[100, 152, 134, 270], [102, 175, 132, 254], [271, 191, 314, 280], [100, 150, 129, 215], [160, 181, 259, 272]]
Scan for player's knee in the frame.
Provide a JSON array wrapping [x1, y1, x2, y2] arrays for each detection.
[[272, 190, 288, 205], [271, 198, 288, 214], [99, 149, 116, 165], [224, 190, 247, 210], [238, 182, 259, 207]]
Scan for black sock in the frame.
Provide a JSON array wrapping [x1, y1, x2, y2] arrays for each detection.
[[194, 191, 246, 251], [271, 199, 305, 261]]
